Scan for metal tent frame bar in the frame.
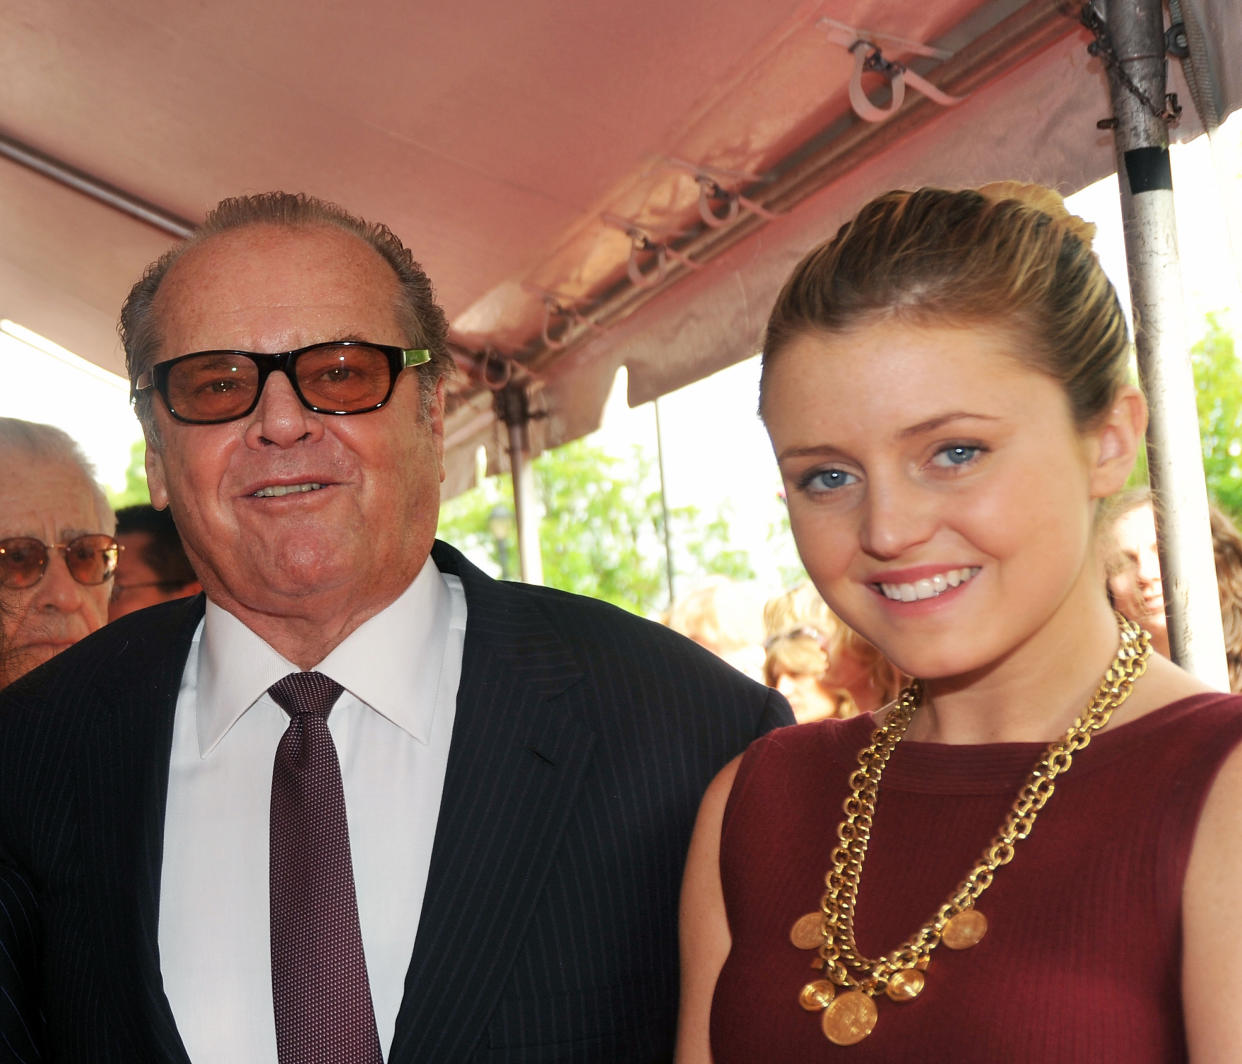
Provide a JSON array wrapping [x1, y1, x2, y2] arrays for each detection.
[[1100, 0, 1228, 686]]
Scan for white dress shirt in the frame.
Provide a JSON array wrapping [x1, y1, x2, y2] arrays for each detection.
[[158, 560, 466, 1062]]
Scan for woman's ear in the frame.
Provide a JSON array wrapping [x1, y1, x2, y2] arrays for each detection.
[[1088, 385, 1148, 499]]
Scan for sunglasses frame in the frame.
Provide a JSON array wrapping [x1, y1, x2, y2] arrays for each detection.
[[131, 341, 432, 425]]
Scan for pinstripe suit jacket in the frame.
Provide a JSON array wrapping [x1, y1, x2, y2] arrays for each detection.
[[0, 540, 790, 1063]]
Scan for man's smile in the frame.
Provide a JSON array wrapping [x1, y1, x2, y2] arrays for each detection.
[[251, 482, 325, 498]]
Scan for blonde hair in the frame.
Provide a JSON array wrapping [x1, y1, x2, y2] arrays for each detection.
[[760, 183, 1129, 430], [762, 582, 903, 716], [762, 632, 829, 688]]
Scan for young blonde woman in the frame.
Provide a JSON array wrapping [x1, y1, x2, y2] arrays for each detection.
[[677, 184, 1242, 1062]]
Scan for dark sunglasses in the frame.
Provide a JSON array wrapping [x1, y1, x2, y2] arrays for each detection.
[[0, 535, 121, 589], [131, 341, 431, 425], [110, 579, 192, 603]]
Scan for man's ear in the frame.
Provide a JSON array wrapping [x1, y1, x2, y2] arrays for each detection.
[[1089, 385, 1148, 499], [145, 441, 170, 510]]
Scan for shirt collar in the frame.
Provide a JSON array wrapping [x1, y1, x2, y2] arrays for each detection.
[[196, 559, 451, 755]]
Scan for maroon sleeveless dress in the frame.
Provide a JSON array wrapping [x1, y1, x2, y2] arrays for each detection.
[[710, 692, 1242, 1062]]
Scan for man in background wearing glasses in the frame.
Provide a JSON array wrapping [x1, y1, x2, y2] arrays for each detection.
[[108, 504, 202, 622], [0, 417, 118, 689], [0, 192, 790, 1063]]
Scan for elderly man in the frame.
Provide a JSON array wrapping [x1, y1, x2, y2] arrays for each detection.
[[0, 192, 790, 1063], [0, 418, 117, 689], [108, 504, 202, 621]]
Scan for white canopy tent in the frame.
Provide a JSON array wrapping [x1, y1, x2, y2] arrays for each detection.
[[2, 0, 1239, 673]]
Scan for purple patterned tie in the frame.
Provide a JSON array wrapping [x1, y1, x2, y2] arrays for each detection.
[[269, 672, 384, 1064]]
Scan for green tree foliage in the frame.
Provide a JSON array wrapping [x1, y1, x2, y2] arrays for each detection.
[[105, 437, 151, 510], [765, 505, 809, 591], [1191, 313, 1242, 518], [437, 437, 753, 617], [1124, 313, 1242, 518]]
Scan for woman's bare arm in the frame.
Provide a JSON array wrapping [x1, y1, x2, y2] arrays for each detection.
[[1183, 740, 1242, 1062], [674, 755, 741, 1064]]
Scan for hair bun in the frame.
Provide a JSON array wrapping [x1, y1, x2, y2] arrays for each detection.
[[978, 180, 1098, 247]]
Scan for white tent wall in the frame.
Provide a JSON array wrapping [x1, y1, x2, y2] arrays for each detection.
[[2, 0, 1240, 665]]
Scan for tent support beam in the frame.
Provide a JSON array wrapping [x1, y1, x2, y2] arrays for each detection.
[[497, 386, 544, 585], [523, 0, 1078, 375], [0, 132, 196, 239], [1101, 0, 1228, 685]]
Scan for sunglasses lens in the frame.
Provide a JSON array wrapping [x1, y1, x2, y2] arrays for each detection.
[[165, 353, 260, 423], [295, 344, 396, 412], [64, 535, 120, 585], [0, 537, 49, 589]]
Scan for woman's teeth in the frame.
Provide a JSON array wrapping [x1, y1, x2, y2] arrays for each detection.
[[878, 567, 980, 602]]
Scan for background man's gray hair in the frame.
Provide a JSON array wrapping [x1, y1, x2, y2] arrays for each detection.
[[119, 191, 454, 437], [0, 417, 115, 529]]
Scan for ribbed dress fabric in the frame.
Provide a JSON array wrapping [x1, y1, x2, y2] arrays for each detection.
[[711, 692, 1242, 1062]]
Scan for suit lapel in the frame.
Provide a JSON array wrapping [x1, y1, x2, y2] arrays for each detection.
[[389, 545, 595, 1062], [77, 596, 204, 1061]]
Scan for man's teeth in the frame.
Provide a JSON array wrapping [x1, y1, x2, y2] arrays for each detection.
[[252, 483, 323, 498], [879, 567, 980, 602]]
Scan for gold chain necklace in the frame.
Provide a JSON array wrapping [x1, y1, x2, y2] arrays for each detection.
[[790, 613, 1150, 1046]]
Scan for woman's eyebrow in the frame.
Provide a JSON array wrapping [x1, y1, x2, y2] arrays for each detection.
[[897, 411, 1001, 439]]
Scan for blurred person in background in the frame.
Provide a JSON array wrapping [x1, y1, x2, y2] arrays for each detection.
[[1104, 487, 1242, 691], [1101, 488, 1170, 657], [0, 417, 117, 689], [109, 504, 202, 621], [663, 578, 767, 681], [764, 582, 903, 721], [762, 622, 840, 722], [1107, 486, 1242, 695]]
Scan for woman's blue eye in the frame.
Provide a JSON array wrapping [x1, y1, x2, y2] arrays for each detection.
[[933, 444, 981, 468], [803, 468, 858, 492]]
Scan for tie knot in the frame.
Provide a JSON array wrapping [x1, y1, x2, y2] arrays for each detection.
[[268, 671, 344, 719]]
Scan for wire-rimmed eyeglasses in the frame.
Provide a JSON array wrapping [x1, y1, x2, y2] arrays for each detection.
[[0, 535, 121, 589]]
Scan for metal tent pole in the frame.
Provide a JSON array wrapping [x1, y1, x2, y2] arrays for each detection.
[[1096, 0, 1228, 686], [653, 397, 676, 607], [0, 133, 197, 239], [498, 385, 545, 585]]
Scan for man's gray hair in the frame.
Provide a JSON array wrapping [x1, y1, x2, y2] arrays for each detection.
[[119, 191, 454, 436], [0, 418, 115, 530]]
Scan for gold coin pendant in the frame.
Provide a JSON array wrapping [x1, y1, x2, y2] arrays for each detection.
[[821, 990, 878, 1045], [885, 968, 925, 1002], [942, 908, 988, 950], [799, 979, 836, 1011], [789, 911, 824, 951]]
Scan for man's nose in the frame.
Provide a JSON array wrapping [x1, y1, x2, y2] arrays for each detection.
[[244, 371, 324, 448], [32, 550, 89, 612]]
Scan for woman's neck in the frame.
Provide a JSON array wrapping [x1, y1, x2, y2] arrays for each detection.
[[901, 598, 1129, 745]]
